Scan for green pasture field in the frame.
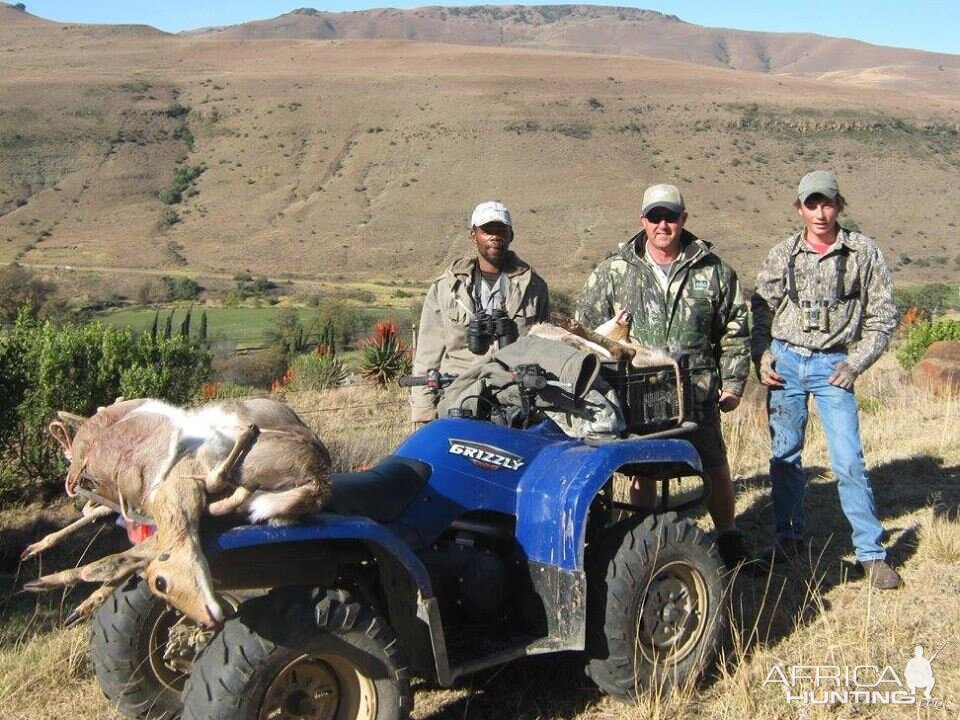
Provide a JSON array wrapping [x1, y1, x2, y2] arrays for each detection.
[[99, 305, 418, 349]]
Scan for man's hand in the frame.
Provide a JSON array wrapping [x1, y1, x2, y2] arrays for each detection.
[[756, 351, 784, 388], [718, 392, 741, 413], [828, 361, 857, 390]]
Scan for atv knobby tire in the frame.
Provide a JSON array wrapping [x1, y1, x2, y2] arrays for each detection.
[[182, 588, 412, 720], [585, 511, 727, 701], [91, 575, 193, 720]]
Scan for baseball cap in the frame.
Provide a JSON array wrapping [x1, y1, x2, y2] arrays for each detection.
[[641, 184, 684, 216], [797, 170, 839, 203], [470, 201, 512, 228]]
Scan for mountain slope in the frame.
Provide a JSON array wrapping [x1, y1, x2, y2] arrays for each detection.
[[187, 5, 960, 96], [1, 6, 959, 298]]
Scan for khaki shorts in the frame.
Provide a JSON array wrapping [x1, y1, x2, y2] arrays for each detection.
[[680, 414, 728, 470]]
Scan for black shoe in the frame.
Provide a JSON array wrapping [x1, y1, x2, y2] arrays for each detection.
[[859, 560, 903, 590], [716, 530, 771, 575]]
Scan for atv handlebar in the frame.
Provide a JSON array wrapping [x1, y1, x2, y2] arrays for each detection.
[[397, 370, 458, 389]]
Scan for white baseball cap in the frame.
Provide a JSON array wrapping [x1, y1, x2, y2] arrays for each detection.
[[641, 184, 685, 216], [470, 200, 512, 228]]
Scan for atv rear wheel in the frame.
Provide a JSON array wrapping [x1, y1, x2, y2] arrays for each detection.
[[585, 511, 727, 701], [92, 575, 211, 720], [182, 588, 412, 720]]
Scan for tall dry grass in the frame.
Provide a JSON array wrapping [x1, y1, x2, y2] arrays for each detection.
[[2, 357, 959, 719]]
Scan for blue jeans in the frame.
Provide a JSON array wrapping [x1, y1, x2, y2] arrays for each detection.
[[767, 339, 886, 562]]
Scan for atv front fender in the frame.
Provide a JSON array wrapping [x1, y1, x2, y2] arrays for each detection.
[[515, 437, 703, 571]]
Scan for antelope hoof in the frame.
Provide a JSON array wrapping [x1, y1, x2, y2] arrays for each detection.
[[21, 544, 42, 562], [23, 579, 52, 593], [64, 609, 85, 627]]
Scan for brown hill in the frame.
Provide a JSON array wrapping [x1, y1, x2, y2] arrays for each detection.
[[190, 6, 960, 97], [1, 4, 958, 302]]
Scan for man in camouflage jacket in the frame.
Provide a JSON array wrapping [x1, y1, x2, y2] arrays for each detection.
[[410, 201, 550, 423], [577, 183, 761, 572], [751, 170, 901, 590]]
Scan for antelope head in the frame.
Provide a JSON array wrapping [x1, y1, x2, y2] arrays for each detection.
[[145, 542, 225, 628]]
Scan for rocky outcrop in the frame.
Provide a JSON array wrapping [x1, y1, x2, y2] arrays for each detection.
[[912, 341, 960, 396]]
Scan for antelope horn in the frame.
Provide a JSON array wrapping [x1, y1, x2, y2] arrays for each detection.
[[56, 411, 86, 429], [48, 421, 73, 455]]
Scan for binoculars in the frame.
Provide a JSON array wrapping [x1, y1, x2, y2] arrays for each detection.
[[800, 300, 831, 333], [467, 308, 518, 354]]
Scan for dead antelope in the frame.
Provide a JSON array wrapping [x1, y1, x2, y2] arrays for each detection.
[[23, 397, 332, 627]]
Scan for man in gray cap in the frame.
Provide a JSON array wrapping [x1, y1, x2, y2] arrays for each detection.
[[578, 183, 763, 573], [410, 200, 550, 423], [752, 170, 901, 589]]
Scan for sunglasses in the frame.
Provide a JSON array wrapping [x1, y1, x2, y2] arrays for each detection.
[[644, 210, 681, 224]]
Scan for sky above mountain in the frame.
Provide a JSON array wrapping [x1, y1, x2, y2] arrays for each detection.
[[11, 0, 960, 55]]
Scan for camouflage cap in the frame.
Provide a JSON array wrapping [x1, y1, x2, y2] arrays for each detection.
[[641, 184, 684, 216], [797, 170, 839, 203]]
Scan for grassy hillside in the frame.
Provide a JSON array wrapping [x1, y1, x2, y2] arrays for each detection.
[[1, 10, 959, 304], [1, 354, 958, 719]]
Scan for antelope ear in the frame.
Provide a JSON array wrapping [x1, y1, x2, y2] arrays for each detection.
[[56, 411, 86, 429]]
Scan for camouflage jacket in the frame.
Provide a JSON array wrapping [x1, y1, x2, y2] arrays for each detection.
[[751, 227, 896, 374], [577, 229, 750, 412], [410, 252, 550, 422]]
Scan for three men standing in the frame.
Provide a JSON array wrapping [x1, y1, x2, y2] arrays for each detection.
[[752, 170, 901, 589]]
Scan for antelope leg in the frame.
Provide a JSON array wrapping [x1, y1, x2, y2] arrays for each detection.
[[204, 424, 260, 494], [207, 486, 253, 517], [64, 576, 130, 627], [21, 504, 115, 561], [24, 537, 157, 592]]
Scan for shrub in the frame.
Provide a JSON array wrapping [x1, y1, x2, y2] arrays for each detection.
[[0, 310, 211, 502], [287, 350, 347, 392], [896, 319, 960, 369], [551, 123, 593, 139], [160, 164, 205, 205], [894, 283, 958, 318], [211, 348, 287, 388], [357, 321, 412, 387]]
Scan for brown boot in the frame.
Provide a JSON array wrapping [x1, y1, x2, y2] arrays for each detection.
[[860, 560, 903, 590]]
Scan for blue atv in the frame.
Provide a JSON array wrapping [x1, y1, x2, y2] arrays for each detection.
[[91, 360, 727, 720]]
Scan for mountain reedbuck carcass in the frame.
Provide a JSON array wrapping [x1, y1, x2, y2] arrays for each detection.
[[23, 397, 332, 627]]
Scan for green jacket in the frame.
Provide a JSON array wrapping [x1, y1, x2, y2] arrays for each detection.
[[410, 252, 550, 422], [576, 229, 750, 414]]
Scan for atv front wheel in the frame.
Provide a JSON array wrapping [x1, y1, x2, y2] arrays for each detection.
[[92, 575, 211, 720], [585, 511, 727, 701], [182, 588, 412, 720]]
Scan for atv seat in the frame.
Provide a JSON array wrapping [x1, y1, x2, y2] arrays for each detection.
[[328, 456, 431, 523]]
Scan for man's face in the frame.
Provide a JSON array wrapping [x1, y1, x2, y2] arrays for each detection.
[[471, 221, 513, 267], [798, 194, 840, 242], [641, 207, 686, 255]]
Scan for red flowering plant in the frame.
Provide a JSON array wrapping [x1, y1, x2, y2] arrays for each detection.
[[358, 320, 412, 387]]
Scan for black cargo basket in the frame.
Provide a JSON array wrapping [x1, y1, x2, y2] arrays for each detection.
[[599, 354, 691, 435]]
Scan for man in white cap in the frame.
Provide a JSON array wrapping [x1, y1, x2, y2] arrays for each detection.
[[578, 183, 763, 573], [410, 201, 550, 423], [752, 170, 901, 589]]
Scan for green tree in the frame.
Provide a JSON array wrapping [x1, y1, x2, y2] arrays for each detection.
[[0, 264, 55, 322]]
